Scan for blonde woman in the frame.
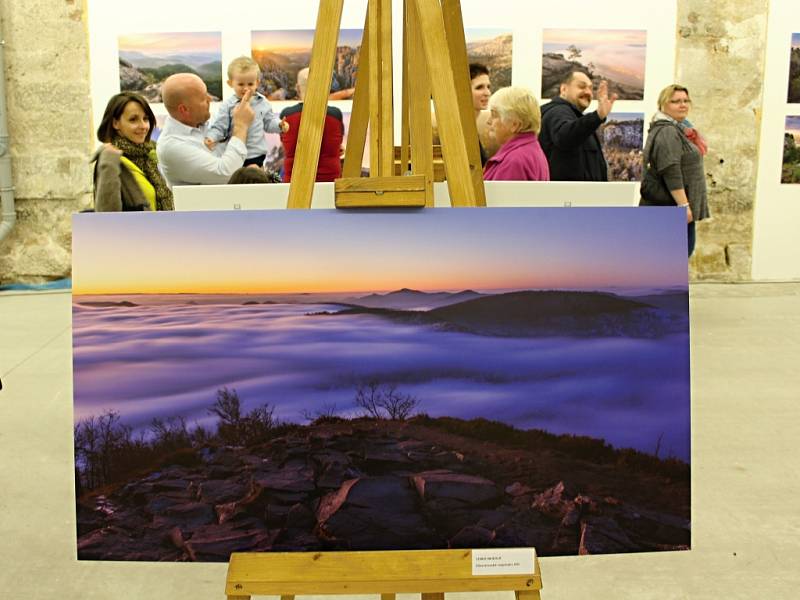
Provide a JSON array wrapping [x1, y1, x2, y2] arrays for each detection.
[[483, 87, 549, 181], [640, 84, 709, 256]]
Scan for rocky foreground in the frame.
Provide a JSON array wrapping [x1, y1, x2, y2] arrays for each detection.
[[77, 421, 689, 561]]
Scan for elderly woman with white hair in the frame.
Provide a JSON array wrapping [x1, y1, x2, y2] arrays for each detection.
[[483, 87, 550, 181]]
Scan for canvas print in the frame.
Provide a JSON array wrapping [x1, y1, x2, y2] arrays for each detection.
[[465, 28, 512, 91], [782, 116, 800, 184], [118, 32, 223, 102], [72, 208, 690, 562], [600, 112, 644, 182], [252, 29, 361, 101], [542, 29, 646, 100], [788, 33, 800, 103]]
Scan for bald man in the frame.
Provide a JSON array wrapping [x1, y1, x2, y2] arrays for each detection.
[[156, 73, 255, 187]]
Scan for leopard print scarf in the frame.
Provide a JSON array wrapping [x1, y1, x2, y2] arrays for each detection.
[[113, 135, 174, 211]]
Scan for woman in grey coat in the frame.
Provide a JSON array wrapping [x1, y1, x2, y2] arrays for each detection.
[[640, 84, 709, 256]]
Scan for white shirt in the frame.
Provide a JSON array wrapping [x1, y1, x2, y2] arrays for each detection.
[[156, 116, 247, 187]]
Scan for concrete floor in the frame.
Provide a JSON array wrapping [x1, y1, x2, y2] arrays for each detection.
[[1, 283, 798, 599]]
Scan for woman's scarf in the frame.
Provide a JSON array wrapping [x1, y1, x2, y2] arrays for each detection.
[[653, 111, 708, 156], [113, 135, 174, 210], [679, 118, 708, 156]]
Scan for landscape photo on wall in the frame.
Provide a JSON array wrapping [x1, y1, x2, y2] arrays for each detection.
[[72, 208, 690, 562], [251, 29, 362, 101], [782, 115, 800, 184], [599, 112, 644, 182], [541, 29, 646, 100], [118, 32, 223, 103], [788, 33, 800, 103], [465, 28, 513, 91]]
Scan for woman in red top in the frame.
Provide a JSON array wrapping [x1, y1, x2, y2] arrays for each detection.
[[279, 67, 345, 182]]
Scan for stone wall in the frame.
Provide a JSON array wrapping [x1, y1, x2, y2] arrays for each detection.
[[0, 0, 93, 284], [0, 0, 775, 283], [676, 1, 769, 280]]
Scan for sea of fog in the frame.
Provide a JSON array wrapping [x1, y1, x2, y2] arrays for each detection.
[[73, 297, 691, 461]]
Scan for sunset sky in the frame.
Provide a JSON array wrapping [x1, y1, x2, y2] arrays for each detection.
[[252, 29, 362, 52], [793, 32, 799, 49], [118, 32, 221, 55], [72, 209, 688, 296]]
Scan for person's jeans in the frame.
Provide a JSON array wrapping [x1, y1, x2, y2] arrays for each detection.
[[688, 221, 697, 257], [243, 155, 266, 168]]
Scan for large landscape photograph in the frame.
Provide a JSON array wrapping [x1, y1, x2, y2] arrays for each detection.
[[599, 112, 644, 182], [72, 208, 690, 562], [465, 28, 513, 91], [251, 29, 362, 101], [541, 29, 647, 100], [118, 32, 223, 103]]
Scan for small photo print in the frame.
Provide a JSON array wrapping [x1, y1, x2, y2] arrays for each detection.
[[788, 33, 800, 103], [465, 29, 513, 91], [251, 30, 362, 101], [782, 115, 800, 184], [542, 29, 646, 100], [119, 32, 223, 103], [600, 112, 644, 182]]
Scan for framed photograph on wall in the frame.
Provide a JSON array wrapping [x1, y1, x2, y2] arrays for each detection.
[[251, 29, 362, 101], [541, 29, 646, 100], [118, 31, 223, 102]]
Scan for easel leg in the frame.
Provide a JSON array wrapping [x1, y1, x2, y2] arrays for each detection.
[[412, 0, 479, 206], [287, 0, 345, 209], [227, 596, 250, 600], [342, 13, 370, 178], [515, 591, 542, 600], [406, 0, 434, 205], [399, 0, 411, 176], [421, 594, 445, 600], [368, 0, 395, 176], [440, 0, 486, 206]]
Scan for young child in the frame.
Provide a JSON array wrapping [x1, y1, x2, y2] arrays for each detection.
[[205, 56, 288, 167]]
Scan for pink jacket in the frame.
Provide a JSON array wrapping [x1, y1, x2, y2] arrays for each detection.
[[483, 132, 550, 181]]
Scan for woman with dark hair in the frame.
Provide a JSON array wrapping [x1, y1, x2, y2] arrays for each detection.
[[92, 92, 174, 211], [640, 84, 709, 256], [469, 63, 492, 166]]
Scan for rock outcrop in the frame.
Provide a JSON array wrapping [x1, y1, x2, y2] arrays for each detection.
[[76, 422, 689, 561]]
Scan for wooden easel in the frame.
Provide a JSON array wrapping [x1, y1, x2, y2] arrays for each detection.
[[225, 548, 542, 599], [286, 0, 486, 209]]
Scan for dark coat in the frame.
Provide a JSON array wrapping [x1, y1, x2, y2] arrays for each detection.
[[539, 97, 608, 181]]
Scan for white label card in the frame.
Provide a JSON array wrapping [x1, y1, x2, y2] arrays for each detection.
[[471, 548, 536, 576]]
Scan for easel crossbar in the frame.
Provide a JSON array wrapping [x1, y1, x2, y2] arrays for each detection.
[[226, 550, 541, 596]]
